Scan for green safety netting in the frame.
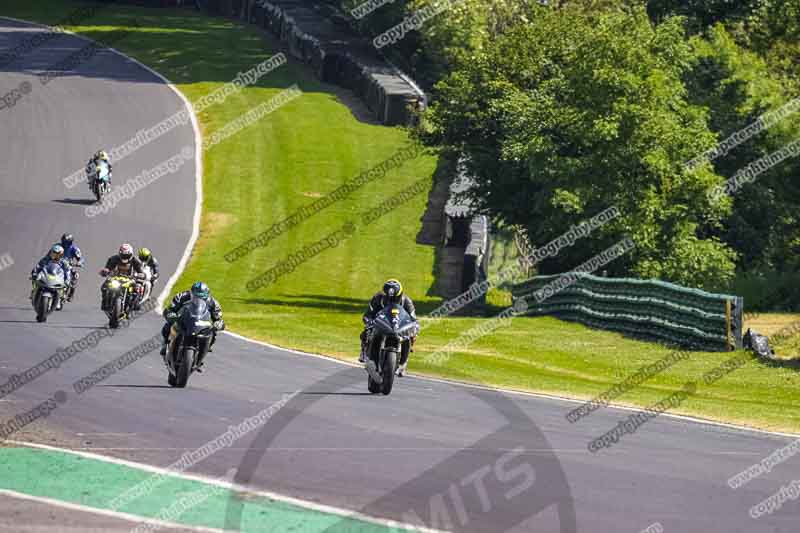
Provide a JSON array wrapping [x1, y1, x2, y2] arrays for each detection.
[[511, 272, 743, 351]]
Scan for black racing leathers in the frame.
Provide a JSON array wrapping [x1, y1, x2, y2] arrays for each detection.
[[163, 291, 223, 323], [361, 292, 418, 366], [103, 255, 143, 277], [161, 291, 224, 364], [363, 292, 417, 321]]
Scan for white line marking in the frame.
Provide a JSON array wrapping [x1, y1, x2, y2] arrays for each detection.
[[4, 440, 445, 532], [0, 489, 233, 532]]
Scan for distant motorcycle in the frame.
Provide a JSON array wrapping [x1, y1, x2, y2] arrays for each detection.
[[363, 303, 415, 395], [31, 262, 67, 323], [100, 272, 144, 328], [90, 160, 111, 203], [165, 298, 222, 388]]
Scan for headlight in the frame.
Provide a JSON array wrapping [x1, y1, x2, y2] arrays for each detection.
[[195, 320, 212, 327], [108, 280, 120, 289]]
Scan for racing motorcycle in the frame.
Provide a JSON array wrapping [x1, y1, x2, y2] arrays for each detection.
[[165, 298, 223, 388], [100, 272, 144, 328], [31, 262, 67, 323], [363, 303, 415, 395], [90, 160, 111, 203]]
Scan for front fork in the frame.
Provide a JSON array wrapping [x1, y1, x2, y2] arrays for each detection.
[[166, 324, 179, 365]]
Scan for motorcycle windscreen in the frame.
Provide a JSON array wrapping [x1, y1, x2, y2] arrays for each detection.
[[43, 262, 65, 286], [182, 297, 213, 333], [97, 161, 110, 181], [384, 304, 412, 322], [376, 304, 414, 333]]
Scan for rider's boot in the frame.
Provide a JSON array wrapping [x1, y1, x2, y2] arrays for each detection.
[[195, 351, 206, 372], [358, 330, 369, 363], [396, 345, 409, 377]]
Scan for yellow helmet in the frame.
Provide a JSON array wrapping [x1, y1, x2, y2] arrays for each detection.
[[383, 279, 403, 300], [96, 150, 109, 161]]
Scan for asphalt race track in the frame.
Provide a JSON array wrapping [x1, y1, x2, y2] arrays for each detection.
[[1, 17, 800, 533]]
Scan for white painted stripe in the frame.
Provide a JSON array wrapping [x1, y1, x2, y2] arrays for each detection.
[[0, 489, 234, 532], [4, 440, 445, 533]]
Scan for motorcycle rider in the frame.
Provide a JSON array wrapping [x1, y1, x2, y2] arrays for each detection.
[[137, 247, 160, 287], [30, 244, 73, 311], [60, 233, 84, 302], [86, 150, 112, 190], [159, 282, 224, 372], [360, 278, 418, 376], [99, 243, 145, 310]]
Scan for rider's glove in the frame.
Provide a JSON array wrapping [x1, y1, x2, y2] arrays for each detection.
[[165, 312, 178, 322], [213, 319, 225, 331]]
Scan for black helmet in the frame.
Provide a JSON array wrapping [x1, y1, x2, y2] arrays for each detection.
[[382, 279, 403, 303], [61, 233, 73, 249]]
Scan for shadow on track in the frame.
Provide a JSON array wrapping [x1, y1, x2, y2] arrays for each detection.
[[97, 384, 173, 389], [52, 198, 97, 206]]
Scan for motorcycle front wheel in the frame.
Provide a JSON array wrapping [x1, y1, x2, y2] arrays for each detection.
[[36, 292, 50, 323], [174, 347, 194, 388], [109, 296, 123, 328], [380, 350, 397, 396]]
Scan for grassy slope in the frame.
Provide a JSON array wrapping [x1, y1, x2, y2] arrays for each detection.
[[6, 1, 800, 434]]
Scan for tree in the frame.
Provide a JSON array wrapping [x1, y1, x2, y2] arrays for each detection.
[[418, 6, 738, 287]]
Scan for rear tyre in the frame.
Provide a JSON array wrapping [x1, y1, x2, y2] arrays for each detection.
[[381, 350, 397, 395]]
